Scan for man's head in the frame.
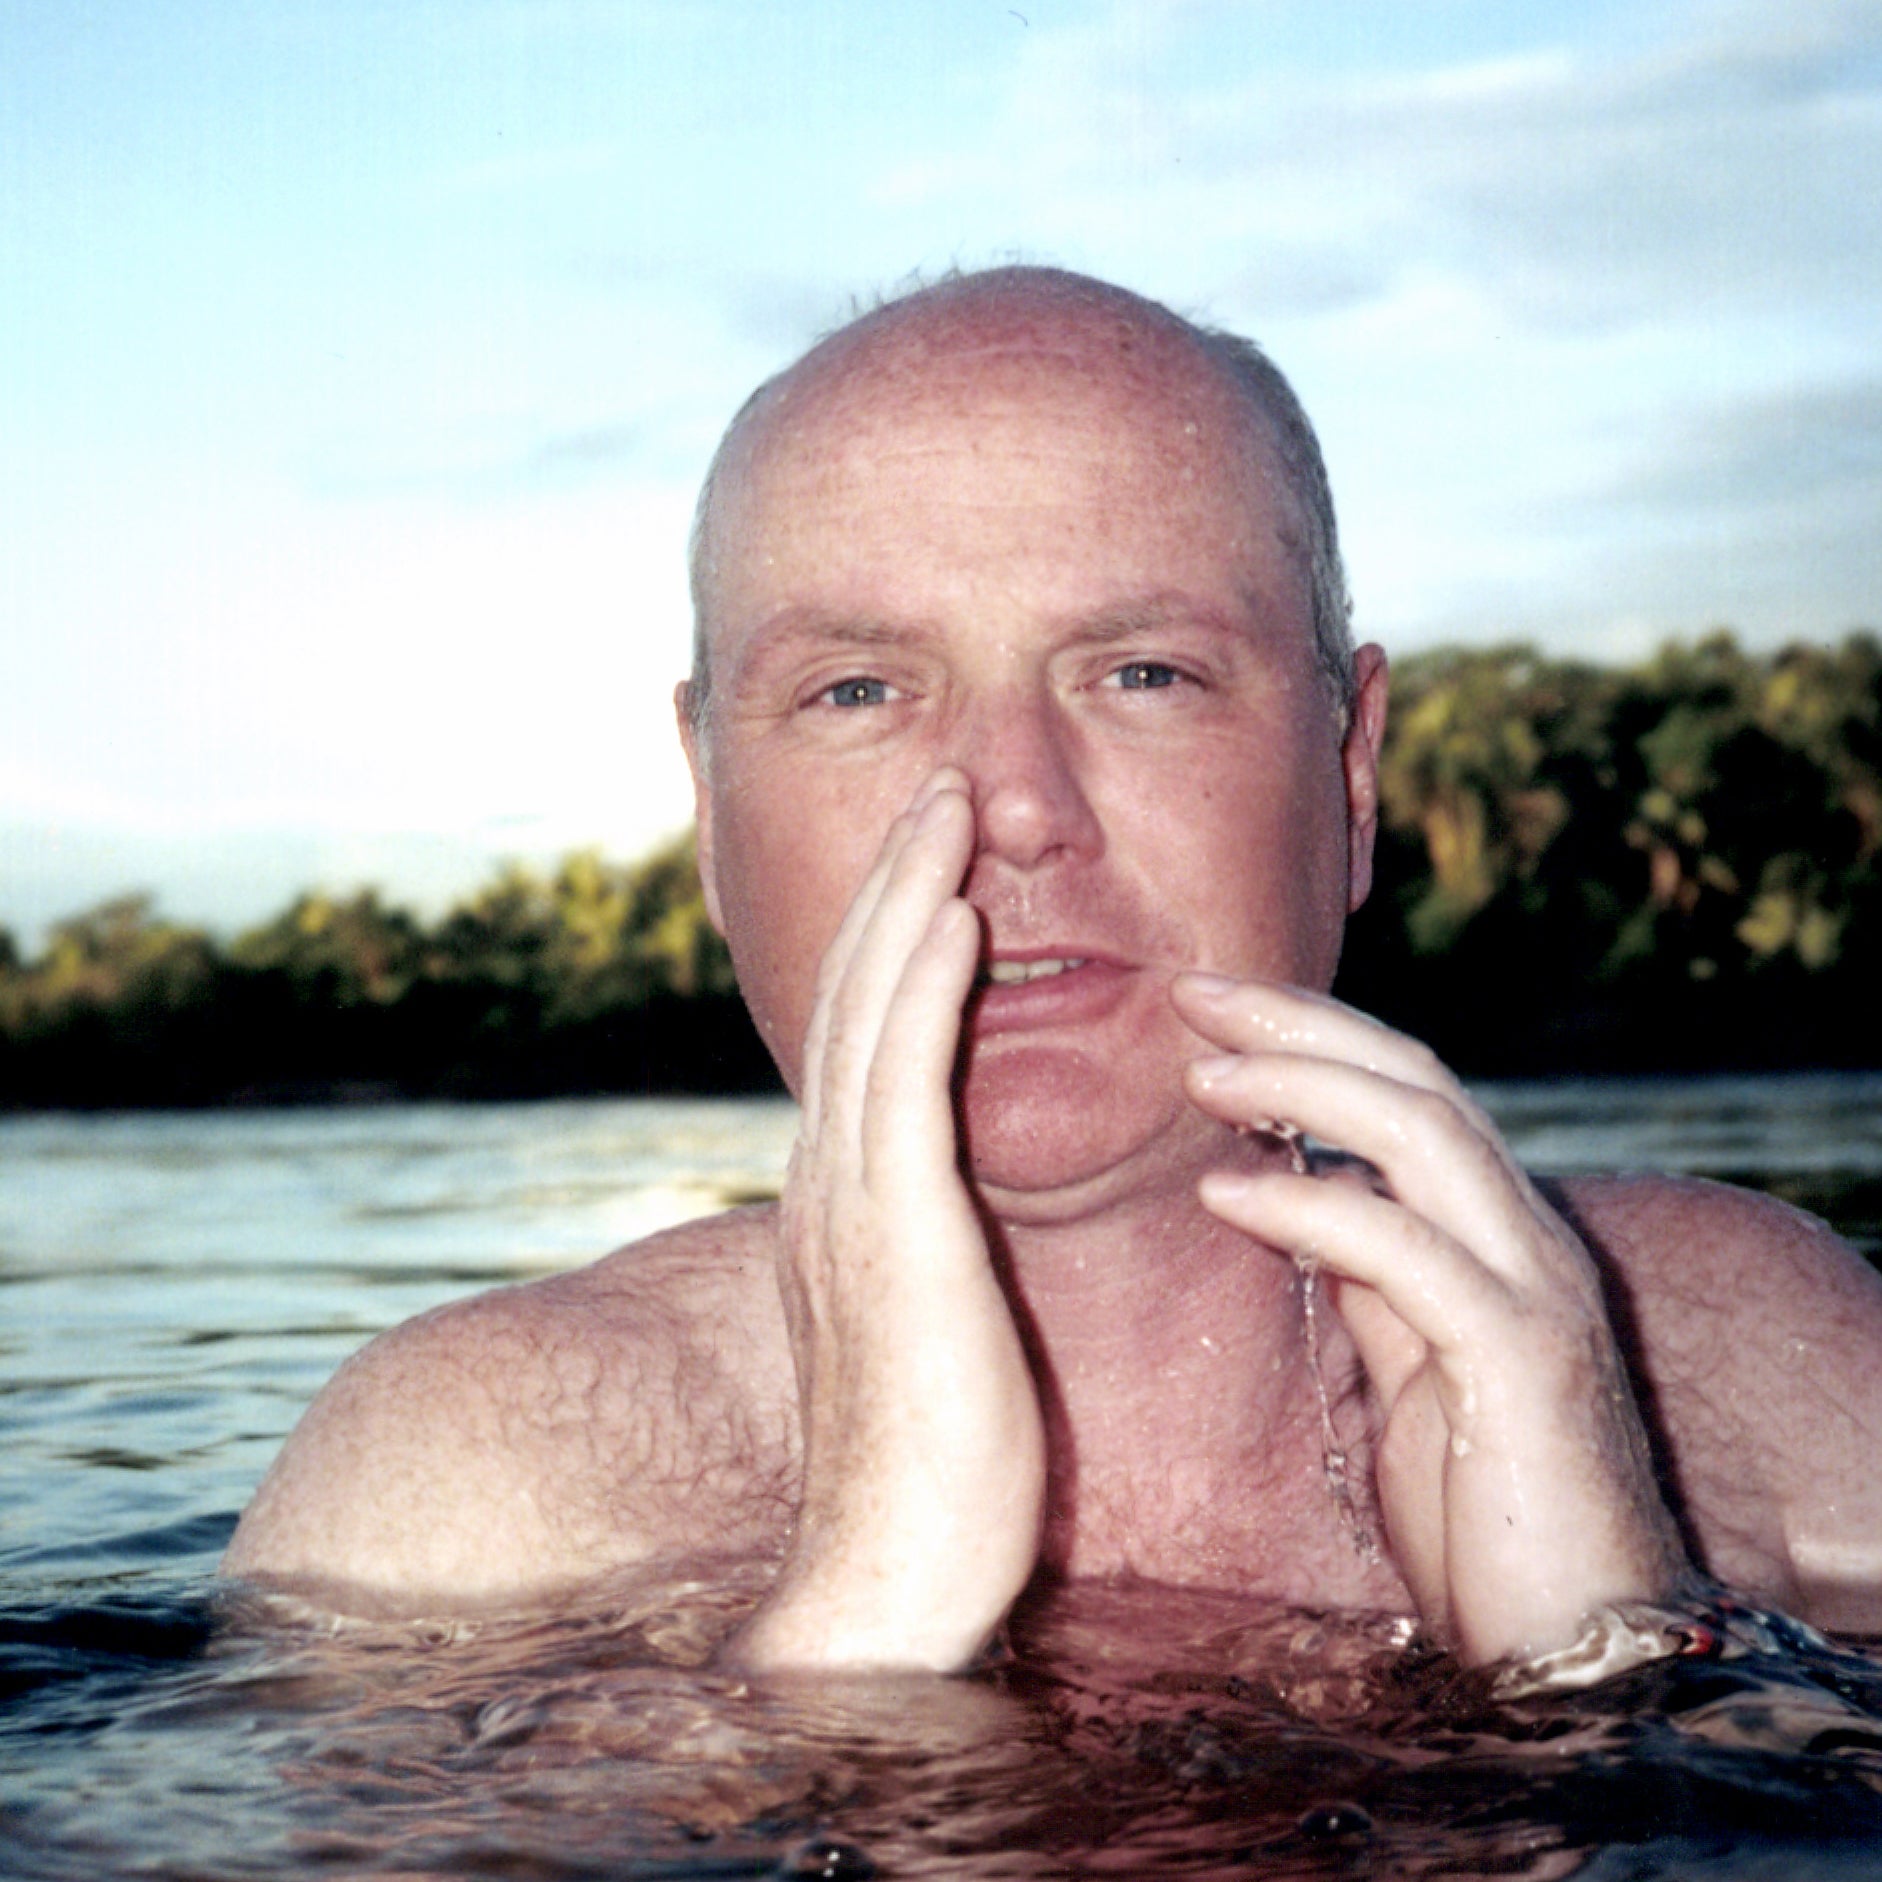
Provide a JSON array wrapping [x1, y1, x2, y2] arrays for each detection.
[[675, 266, 1387, 1209]]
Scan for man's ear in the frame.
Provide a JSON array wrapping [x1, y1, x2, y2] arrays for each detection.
[[1341, 644, 1390, 915], [675, 681, 726, 937]]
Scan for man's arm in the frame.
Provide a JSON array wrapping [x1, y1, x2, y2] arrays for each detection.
[[716, 771, 1738, 1674], [223, 768, 1043, 1644]]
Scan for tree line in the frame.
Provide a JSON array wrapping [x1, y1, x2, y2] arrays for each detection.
[[1338, 631, 1880, 1073], [2, 631, 1877, 1108], [0, 837, 774, 1106]]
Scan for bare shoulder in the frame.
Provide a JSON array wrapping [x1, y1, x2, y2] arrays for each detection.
[[1553, 1171, 1882, 1627], [222, 1206, 799, 1616]]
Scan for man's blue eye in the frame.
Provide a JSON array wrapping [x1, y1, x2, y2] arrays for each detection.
[[826, 678, 889, 707], [1117, 662, 1180, 690]]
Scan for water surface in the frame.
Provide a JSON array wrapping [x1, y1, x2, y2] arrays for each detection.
[[4, 1078, 1881, 1878]]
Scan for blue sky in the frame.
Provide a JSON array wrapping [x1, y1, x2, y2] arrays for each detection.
[[3, 0, 1878, 944]]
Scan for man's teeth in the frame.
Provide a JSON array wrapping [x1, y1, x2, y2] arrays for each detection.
[[985, 957, 1086, 985]]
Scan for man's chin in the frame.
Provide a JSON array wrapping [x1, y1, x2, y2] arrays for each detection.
[[958, 1049, 1195, 1222]]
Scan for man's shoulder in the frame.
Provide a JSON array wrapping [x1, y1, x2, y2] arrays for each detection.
[[222, 1206, 798, 1615], [364, 1203, 793, 1434], [1550, 1168, 1882, 1390], [1551, 1169, 1877, 1310], [1553, 1170, 1882, 1623]]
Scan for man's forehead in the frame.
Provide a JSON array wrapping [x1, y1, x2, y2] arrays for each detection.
[[715, 366, 1296, 617], [686, 271, 1352, 741], [737, 299, 1267, 482], [706, 398, 1314, 702], [707, 352, 1299, 638]]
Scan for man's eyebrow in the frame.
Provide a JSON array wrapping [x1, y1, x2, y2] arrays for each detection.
[[745, 611, 932, 654], [720, 612, 937, 696], [1055, 596, 1253, 643], [730, 595, 1268, 684]]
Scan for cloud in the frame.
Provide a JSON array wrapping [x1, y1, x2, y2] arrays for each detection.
[[1342, 368, 1882, 647], [831, 0, 1880, 650], [1618, 376, 1882, 508], [523, 421, 648, 471], [1288, 27, 1879, 337], [1566, 374, 1882, 635], [863, 0, 1882, 343], [289, 299, 749, 501]]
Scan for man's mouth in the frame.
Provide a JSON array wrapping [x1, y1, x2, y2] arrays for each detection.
[[979, 956, 1089, 987], [965, 951, 1134, 1036]]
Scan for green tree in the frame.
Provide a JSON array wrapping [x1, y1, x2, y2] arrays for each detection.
[[229, 890, 425, 1005]]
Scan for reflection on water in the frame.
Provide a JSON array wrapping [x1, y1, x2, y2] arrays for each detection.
[[4, 1080, 1882, 1878], [10, 1568, 1882, 1879], [1473, 1069, 1882, 1260]]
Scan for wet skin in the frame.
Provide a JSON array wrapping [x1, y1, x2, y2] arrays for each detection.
[[682, 315, 1686, 1668], [224, 277, 1882, 1664], [687, 323, 1375, 1213]]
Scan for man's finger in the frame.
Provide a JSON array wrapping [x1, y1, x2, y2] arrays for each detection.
[[1199, 1168, 1508, 1354], [1172, 974, 1506, 1150], [1324, 1273, 1429, 1412], [817, 790, 973, 1131], [865, 896, 981, 1186], [1184, 1052, 1561, 1285], [802, 778, 973, 1140]]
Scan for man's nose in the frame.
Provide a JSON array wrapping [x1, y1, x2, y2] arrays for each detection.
[[953, 687, 1103, 871]]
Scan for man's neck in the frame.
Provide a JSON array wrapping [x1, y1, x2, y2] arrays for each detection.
[[989, 1169, 1398, 1604]]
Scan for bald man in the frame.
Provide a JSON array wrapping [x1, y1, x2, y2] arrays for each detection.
[[224, 269, 1882, 1673]]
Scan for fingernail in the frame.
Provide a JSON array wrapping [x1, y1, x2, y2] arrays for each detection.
[[1189, 1052, 1241, 1086], [907, 773, 962, 820], [1199, 1170, 1260, 1208], [1179, 972, 1237, 998]]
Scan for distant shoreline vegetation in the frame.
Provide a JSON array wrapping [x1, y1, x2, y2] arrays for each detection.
[[3, 631, 1879, 1110]]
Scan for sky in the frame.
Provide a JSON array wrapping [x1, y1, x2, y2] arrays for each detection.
[[3, 0, 1878, 947]]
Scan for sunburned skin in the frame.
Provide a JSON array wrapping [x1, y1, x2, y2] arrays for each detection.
[[221, 265, 1882, 1673], [710, 755, 1686, 1669], [223, 762, 1882, 1660]]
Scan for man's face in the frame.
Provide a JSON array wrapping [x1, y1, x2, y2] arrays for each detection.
[[683, 326, 1385, 1217]]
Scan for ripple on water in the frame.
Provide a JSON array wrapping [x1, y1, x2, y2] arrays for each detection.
[[7, 1569, 1882, 1880], [6, 1089, 1882, 1877]]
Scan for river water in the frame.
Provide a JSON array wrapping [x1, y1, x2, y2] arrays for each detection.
[[4, 1077, 1882, 1879]]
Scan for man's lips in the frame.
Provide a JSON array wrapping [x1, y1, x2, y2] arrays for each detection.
[[968, 952, 1136, 1033]]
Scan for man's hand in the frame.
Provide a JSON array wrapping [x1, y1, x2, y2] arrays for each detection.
[[1172, 974, 1690, 1667], [727, 771, 1047, 1672]]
